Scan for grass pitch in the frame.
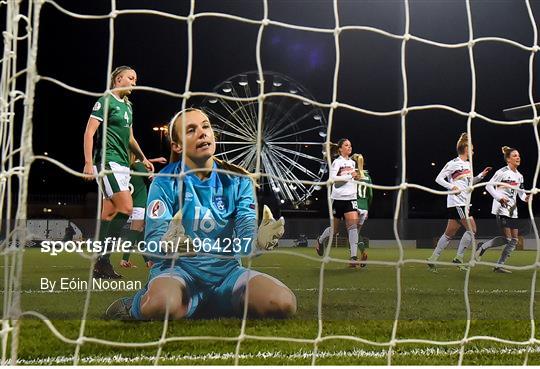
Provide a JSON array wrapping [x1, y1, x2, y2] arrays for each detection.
[[3, 246, 540, 365]]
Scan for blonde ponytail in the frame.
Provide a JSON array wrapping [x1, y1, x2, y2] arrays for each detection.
[[501, 146, 516, 161], [456, 132, 469, 155]]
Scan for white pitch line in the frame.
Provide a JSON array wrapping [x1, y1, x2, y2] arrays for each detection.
[[10, 346, 540, 365], [294, 287, 535, 295]]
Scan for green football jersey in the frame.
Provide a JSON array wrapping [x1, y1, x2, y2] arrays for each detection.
[[129, 161, 150, 208], [357, 171, 373, 211], [90, 93, 133, 167]]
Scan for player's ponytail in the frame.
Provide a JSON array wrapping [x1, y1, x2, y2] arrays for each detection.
[[456, 132, 469, 155], [502, 146, 517, 162], [331, 138, 350, 159], [328, 142, 339, 159]]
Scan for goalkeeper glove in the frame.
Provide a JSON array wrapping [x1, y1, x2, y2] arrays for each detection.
[[256, 205, 285, 251], [161, 210, 192, 254]]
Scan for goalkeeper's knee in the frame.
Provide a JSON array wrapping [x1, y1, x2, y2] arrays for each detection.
[[261, 289, 297, 318]]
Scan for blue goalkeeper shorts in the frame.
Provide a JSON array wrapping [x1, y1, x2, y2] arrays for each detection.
[[130, 259, 264, 319]]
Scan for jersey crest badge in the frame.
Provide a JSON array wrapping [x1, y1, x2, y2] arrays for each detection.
[[214, 196, 226, 212], [92, 101, 101, 111]]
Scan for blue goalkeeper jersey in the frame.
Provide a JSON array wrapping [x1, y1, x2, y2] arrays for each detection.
[[144, 160, 257, 283]]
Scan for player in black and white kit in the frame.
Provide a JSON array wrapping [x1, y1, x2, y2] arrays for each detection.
[[316, 139, 363, 267], [474, 146, 530, 273], [428, 133, 491, 272]]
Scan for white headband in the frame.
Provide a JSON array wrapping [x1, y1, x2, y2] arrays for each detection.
[[168, 110, 183, 143]]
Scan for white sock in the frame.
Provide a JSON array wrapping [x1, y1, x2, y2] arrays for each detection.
[[497, 238, 518, 265], [318, 227, 332, 244], [481, 236, 507, 251], [456, 231, 474, 258], [432, 234, 452, 259], [348, 227, 359, 258]]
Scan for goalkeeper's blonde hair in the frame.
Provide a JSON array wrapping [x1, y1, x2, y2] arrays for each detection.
[[456, 132, 469, 155], [351, 153, 366, 179]]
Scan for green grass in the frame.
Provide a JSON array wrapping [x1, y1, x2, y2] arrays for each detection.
[[3, 246, 540, 365]]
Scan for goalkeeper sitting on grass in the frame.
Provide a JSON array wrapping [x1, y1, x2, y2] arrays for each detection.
[[106, 108, 296, 320]]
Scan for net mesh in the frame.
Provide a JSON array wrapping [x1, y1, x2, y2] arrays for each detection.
[[1, 0, 540, 365]]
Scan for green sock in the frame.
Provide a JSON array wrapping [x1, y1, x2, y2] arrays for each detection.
[[108, 213, 130, 239], [98, 219, 111, 242], [96, 220, 111, 263], [122, 229, 143, 262], [100, 213, 129, 263], [357, 237, 365, 253]]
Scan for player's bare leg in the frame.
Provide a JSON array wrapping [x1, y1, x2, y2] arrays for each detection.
[[105, 277, 187, 320], [139, 278, 188, 320], [244, 275, 296, 318]]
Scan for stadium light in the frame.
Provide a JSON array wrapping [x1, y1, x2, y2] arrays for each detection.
[[153, 124, 169, 154]]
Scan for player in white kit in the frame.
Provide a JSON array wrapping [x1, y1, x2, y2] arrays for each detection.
[[316, 139, 362, 267], [474, 146, 530, 273], [428, 133, 491, 272]]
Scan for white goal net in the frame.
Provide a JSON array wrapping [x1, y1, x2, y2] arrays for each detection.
[[1, 0, 540, 365]]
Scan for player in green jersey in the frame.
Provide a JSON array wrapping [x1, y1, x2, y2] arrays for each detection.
[[352, 153, 371, 268], [83, 66, 154, 279]]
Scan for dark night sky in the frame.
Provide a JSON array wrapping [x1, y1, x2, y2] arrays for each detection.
[[23, 0, 540, 219]]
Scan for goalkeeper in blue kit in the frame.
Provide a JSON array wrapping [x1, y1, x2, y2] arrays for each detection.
[[106, 108, 296, 320]]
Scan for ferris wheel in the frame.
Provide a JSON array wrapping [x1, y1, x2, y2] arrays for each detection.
[[201, 71, 328, 206]]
